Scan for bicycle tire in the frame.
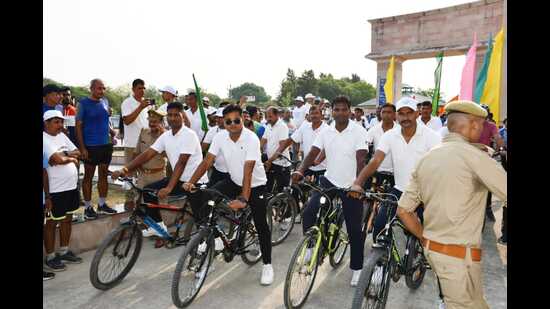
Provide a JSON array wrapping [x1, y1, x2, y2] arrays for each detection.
[[284, 234, 320, 309], [240, 222, 263, 265], [404, 237, 427, 290], [351, 247, 391, 309], [269, 193, 297, 246], [171, 229, 214, 308], [89, 223, 143, 290], [329, 213, 349, 268]]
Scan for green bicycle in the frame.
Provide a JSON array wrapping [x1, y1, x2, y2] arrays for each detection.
[[283, 181, 350, 308]]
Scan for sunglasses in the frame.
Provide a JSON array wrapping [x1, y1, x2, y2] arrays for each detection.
[[225, 118, 242, 126]]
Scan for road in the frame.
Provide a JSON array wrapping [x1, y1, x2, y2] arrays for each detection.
[[44, 203, 507, 309]]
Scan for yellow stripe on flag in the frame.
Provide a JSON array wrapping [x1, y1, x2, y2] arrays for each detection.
[[384, 56, 395, 104], [480, 29, 504, 123]]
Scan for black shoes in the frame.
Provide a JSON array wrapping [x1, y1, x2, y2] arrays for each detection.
[[45, 256, 66, 272], [84, 206, 98, 220], [97, 203, 117, 215], [43, 270, 55, 281], [57, 250, 83, 264]]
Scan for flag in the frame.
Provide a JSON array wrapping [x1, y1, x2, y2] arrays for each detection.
[[449, 95, 459, 102], [480, 29, 504, 124], [192, 73, 209, 132], [474, 33, 493, 103], [432, 52, 444, 115], [459, 33, 477, 101], [383, 56, 395, 104]]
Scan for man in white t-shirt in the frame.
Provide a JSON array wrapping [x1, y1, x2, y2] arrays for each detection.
[[292, 96, 310, 129], [157, 85, 191, 129], [185, 91, 208, 141], [367, 106, 382, 130], [43, 110, 83, 271], [183, 104, 274, 286], [201, 106, 230, 186], [417, 101, 443, 132], [292, 95, 369, 287], [353, 107, 369, 129], [112, 102, 208, 236], [261, 107, 291, 195], [350, 97, 442, 243]]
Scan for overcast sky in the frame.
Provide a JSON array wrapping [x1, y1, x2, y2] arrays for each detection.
[[44, 0, 475, 101]]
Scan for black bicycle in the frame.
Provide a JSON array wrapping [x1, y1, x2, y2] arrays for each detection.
[[351, 191, 428, 309], [171, 186, 263, 308], [89, 176, 195, 291]]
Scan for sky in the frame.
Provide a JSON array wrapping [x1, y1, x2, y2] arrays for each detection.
[[43, 0, 476, 101]]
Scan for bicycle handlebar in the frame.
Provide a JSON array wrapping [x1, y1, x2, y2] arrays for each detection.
[[277, 154, 301, 167], [362, 191, 399, 206]]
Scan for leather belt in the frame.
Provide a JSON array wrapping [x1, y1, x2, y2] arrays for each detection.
[[422, 238, 482, 262], [139, 167, 165, 174]]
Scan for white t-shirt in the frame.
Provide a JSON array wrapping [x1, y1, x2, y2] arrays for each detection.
[[377, 124, 442, 191], [291, 122, 329, 171], [209, 129, 268, 188], [312, 121, 368, 188], [417, 115, 443, 132], [292, 103, 311, 129], [43, 132, 78, 193], [150, 127, 208, 183], [185, 108, 207, 141], [368, 117, 380, 130], [365, 122, 399, 173], [203, 126, 228, 173], [121, 96, 150, 148], [438, 126, 449, 138], [354, 117, 368, 129], [263, 119, 291, 167]]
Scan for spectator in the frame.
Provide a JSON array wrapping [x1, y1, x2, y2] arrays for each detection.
[[43, 110, 83, 272], [243, 111, 256, 132], [282, 109, 296, 136], [417, 101, 443, 132], [245, 105, 266, 139], [291, 96, 310, 129], [43, 84, 64, 130], [207, 108, 218, 130], [185, 91, 208, 141], [367, 106, 382, 129], [76, 79, 117, 220], [304, 93, 316, 106], [157, 85, 178, 114], [353, 107, 368, 129]]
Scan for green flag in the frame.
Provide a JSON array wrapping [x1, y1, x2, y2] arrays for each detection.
[[192, 74, 209, 132], [474, 33, 493, 103], [432, 52, 443, 116]]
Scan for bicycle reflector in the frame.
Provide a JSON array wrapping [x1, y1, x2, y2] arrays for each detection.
[[208, 200, 215, 206], [320, 196, 327, 204]]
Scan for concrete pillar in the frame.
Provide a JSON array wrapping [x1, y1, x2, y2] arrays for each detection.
[[376, 57, 404, 104]]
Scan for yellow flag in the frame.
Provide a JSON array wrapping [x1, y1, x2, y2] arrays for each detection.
[[384, 56, 395, 104], [480, 29, 504, 123]]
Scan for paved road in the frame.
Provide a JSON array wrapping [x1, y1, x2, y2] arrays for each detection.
[[44, 204, 507, 309]]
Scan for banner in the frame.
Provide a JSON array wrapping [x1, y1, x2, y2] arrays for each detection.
[[383, 56, 395, 104], [192, 74, 209, 132]]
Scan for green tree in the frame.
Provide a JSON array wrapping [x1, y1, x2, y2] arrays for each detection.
[[343, 81, 376, 106], [317, 74, 343, 102], [229, 82, 271, 103], [277, 68, 298, 106], [415, 87, 445, 103], [296, 70, 318, 97]]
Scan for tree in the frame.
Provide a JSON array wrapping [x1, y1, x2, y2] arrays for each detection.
[[277, 68, 298, 106], [343, 81, 376, 106], [296, 70, 318, 97], [351, 73, 361, 83], [415, 87, 445, 103], [228, 82, 271, 103]]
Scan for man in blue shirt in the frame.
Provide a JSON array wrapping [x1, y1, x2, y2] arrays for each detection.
[[43, 84, 64, 130], [76, 79, 117, 219]]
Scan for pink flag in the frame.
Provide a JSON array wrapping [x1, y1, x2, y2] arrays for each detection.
[[459, 33, 477, 100]]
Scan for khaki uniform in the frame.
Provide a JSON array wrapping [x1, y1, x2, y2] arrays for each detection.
[[399, 133, 507, 309], [134, 128, 167, 189], [124, 147, 136, 202]]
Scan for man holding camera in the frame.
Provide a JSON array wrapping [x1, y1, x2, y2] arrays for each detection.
[[121, 79, 152, 209]]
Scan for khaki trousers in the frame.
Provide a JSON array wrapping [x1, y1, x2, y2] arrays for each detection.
[[124, 148, 136, 202], [425, 249, 489, 309]]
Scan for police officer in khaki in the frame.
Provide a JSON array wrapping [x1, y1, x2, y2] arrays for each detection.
[[396, 100, 507, 309]]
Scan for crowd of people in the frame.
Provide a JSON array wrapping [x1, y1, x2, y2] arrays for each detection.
[[43, 78, 507, 309]]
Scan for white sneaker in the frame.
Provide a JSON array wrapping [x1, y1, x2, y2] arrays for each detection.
[[351, 269, 362, 287], [438, 299, 446, 309], [142, 227, 156, 238], [260, 264, 274, 285], [214, 237, 224, 251]]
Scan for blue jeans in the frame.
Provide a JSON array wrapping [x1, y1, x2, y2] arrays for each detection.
[[302, 176, 366, 270]]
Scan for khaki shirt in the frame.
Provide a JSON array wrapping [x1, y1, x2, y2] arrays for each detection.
[[134, 128, 167, 171], [398, 133, 507, 248]]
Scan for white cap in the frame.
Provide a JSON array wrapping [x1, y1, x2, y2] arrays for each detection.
[[159, 85, 177, 96], [203, 96, 210, 102], [305, 93, 315, 99], [216, 107, 225, 117], [43, 110, 65, 121], [395, 97, 418, 112], [207, 107, 217, 116], [294, 96, 304, 102]]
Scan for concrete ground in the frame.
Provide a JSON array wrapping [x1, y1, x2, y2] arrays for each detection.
[[44, 203, 507, 309]]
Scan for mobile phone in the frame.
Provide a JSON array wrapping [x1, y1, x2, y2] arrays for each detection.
[[149, 99, 156, 106]]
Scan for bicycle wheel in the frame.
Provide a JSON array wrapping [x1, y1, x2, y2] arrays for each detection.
[[329, 213, 349, 268], [404, 237, 427, 290], [284, 233, 320, 309], [90, 223, 143, 290], [351, 248, 392, 309], [171, 229, 214, 308], [268, 193, 297, 246], [240, 222, 263, 265]]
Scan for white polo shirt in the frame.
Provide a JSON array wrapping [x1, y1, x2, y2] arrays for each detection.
[[368, 117, 380, 130], [292, 103, 311, 129], [151, 126, 208, 183], [377, 124, 442, 191], [417, 115, 443, 132], [185, 108, 206, 141], [208, 128, 268, 188], [121, 96, 150, 148], [291, 121, 329, 171], [43, 132, 79, 193], [263, 118, 291, 167], [312, 121, 368, 188], [203, 126, 228, 173], [365, 122, 399, 173]]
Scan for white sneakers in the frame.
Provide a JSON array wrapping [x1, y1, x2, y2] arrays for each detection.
[[351, 269, 362, 287], [214, 237, 224, 251], [142, 222, 168, 237], [261, 264, 274, 285]]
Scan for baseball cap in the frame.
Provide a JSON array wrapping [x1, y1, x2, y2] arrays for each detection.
[[207, 107, 217, 116], [203, 97, 210, 102], [305, 93, 315, 99], [216, 107, 225, 117], [43, 110, 65, 121], [43, 84, 62, 96], [159, 85, 178, 96], [395, 97, 418, 112], [294, 96, 304, 102]]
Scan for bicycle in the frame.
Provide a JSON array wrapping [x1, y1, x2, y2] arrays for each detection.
[[283, 181, 350, 308], [360, 173, 394, 238], [351, 191, 428, 309], [171, 186, 263, 308], [89, 175, 196, 291]]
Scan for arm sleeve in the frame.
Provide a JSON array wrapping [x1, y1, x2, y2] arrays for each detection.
[[245, 136, 262, 161], [180, 131, 199, 155], [203, 128, 215, 144], [76, 101, 85, 121], [376, 132, 391, 155], [207, 134, 221, 157], [121, 99, 133, 117], [150, 133, 165, 153], [290, 124, 303, 143], [312, 133, 324, 151], [398, 165, 423, 212], [355, 128, 369, 151], [278, 125, 289, 142], [62, 133, 77, 151]]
